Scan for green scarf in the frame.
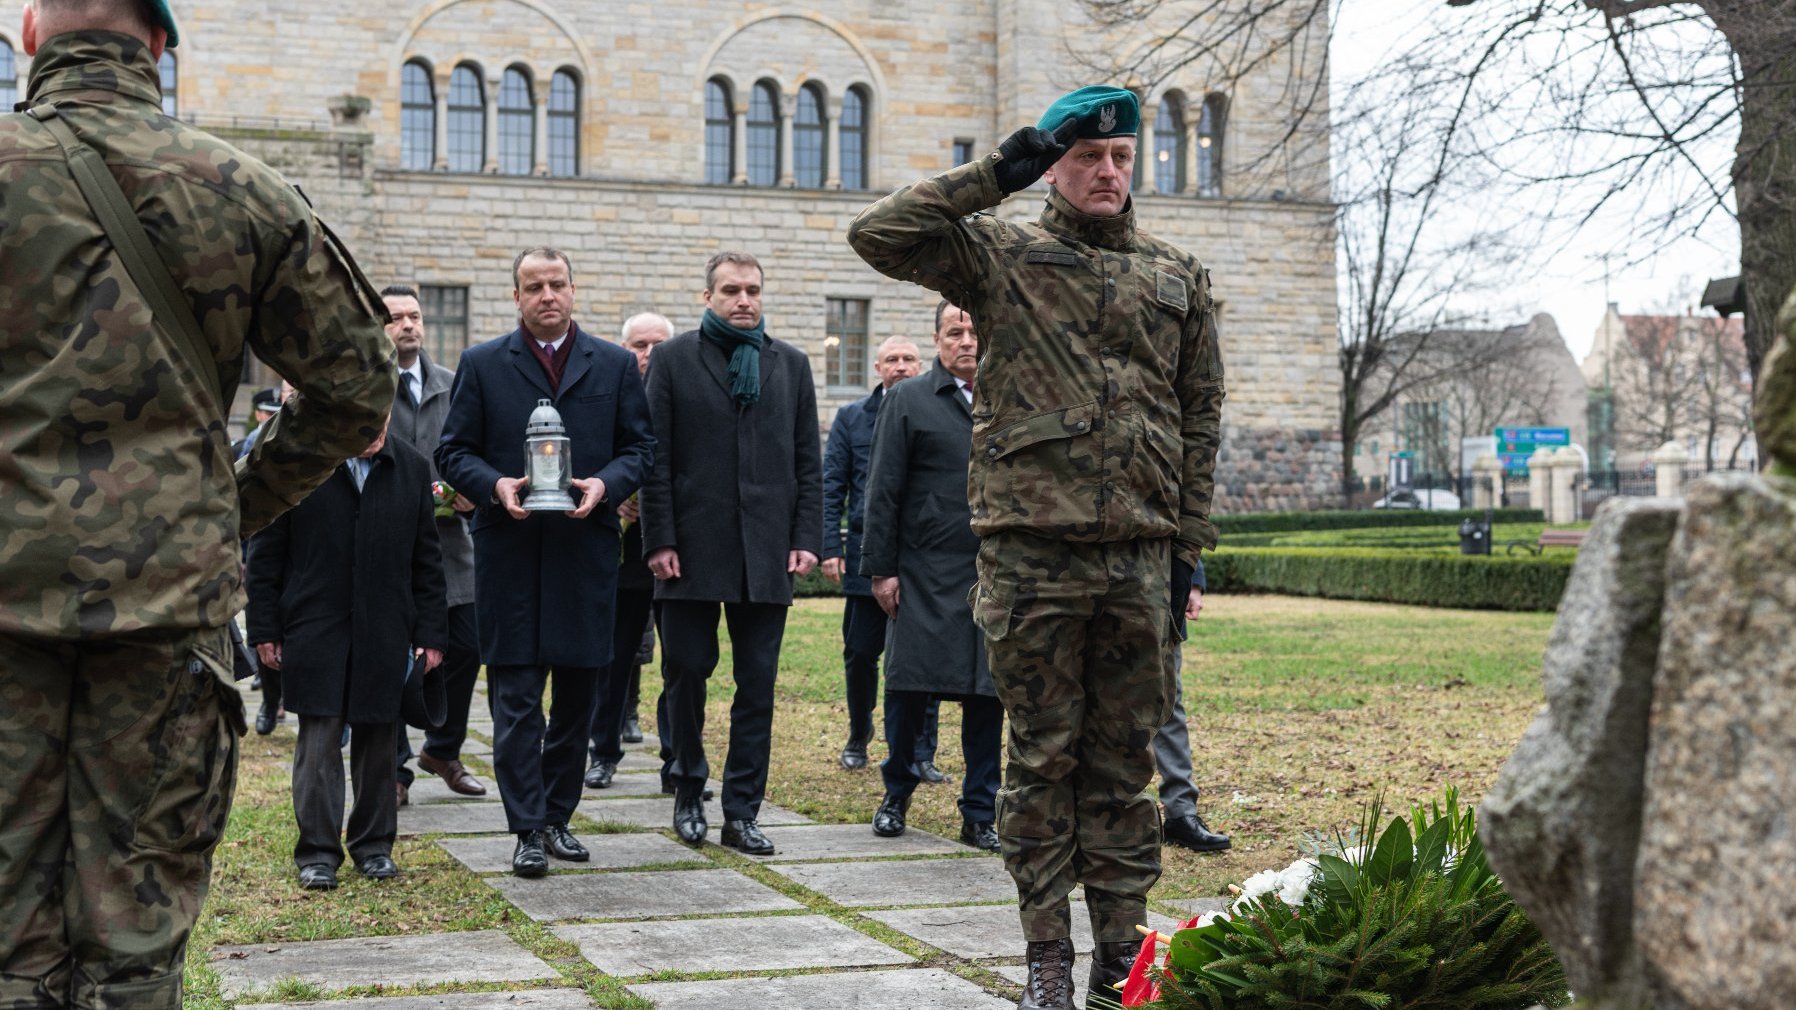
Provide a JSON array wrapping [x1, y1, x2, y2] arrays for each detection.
[[700, 308, 766, 408]]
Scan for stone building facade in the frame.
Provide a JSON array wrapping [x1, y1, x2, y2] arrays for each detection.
[[0, 0, 1343, 511]]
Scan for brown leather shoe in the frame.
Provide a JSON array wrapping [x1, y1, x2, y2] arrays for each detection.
[[418, 753, 487, 796]]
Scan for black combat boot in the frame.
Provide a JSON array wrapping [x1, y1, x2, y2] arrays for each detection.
[[1019, 937, 1075, 1010], [1087, 940, 1139, 1008]]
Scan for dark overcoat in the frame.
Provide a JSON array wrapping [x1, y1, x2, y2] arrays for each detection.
[[390, 348, 475, 607], [436, 324, 656, 666], [639, 330, 823, 605], [859, 359, 992, 697], [821, 385, 884, 597], [245, 438, 448, 721]]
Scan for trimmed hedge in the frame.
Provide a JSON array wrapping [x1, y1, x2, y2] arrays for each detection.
[[1207, 547, 1573, 612], [1215, 507, 1543, 535]]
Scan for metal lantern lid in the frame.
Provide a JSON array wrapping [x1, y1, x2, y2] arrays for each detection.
[[526, 398, 565, 436]]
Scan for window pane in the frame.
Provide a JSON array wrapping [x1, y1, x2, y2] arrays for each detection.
[[548, 71, 579, 177], [0, 41, 15, 111], [498, 68, 533, 175], [401, 62, 435, 171], [793, 86, 825, 188], [747, 82, 779, 186], [705, 80, 733, 185], [420, 285, 470, 366], [447, 66, 485, 173], [839, 88, 866, 190], [158, 52, 177, 117], [1197, 96, 1224, 198], [952, 138, 973, 167], [825, 298, 870, 387], [1155, 98, 1184, 194]]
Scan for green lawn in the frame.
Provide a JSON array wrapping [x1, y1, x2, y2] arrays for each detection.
[[185, 593, 1553, 1007]]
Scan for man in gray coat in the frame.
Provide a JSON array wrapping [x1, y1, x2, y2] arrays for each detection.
[[860, 301, 1003, 852], [383, 286, 487, 802], [641, 252, 822, 856]]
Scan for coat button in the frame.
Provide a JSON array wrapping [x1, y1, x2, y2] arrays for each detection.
[[1075, 421, 1088, 432], [987, 446, 999, 457]]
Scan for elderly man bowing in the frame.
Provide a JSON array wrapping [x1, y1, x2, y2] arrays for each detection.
[[437, 248, 655, 877]]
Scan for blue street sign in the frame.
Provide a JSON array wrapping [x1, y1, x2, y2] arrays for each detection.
[[1494, 426, 1571, 473]]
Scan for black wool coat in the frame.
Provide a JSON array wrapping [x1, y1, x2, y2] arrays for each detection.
[[245, 438, 448, 722], [639, 330, 823, 605], [859, 359, 992, 697], [436, 324, 656, 666]]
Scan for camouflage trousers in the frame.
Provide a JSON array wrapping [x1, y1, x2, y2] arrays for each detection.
[[0, 628, 243, 1010], [973, 533, 1175, 943]]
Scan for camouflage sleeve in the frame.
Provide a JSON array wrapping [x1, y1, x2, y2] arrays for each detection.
[[1757, 287, 1796, 474], [236, 213, 395, 536], [846, 158, 1005, 302], [1175, 269, 1227, 565]]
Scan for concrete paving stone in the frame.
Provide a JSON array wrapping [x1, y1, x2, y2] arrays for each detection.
[[628, 967, 1013, 1009], [404, 776, 501, 806], [210, 930, 555, 999], [397, 801, 516, 836], [1162, 896, 1231, 919], [737, 823, 966, 863], [574, 796, 810, 831], [486, 868, 803, 922], [867, 903, 1177, 959], [556, 914, 912, 975], [438, 833, 707, 874], [253, 990, 596, 1010], [993, 955, 1092, 1005], [457, 737, 493, 757], [612, 751, 661, 772], [767, 855, 1013, 907]]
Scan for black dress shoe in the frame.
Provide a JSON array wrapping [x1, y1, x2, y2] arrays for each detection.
[[1088, 939, 1139, 1008], [916, 760, 950, 784], [721, 818, 775, 855], [673, 795, 707, 845], [960, 819, 1000, 852], [297, 863, 338, 891], [543, 824, 589, 861], [255, 700, 277, 736], [839, 736, 870, 770], [584, 760, 616, 789], [355, 853, 399, 879], [1020, 937, 1076, 1010], [621, 714, 644, 744], [512, 831, 548, 878], [1164, 813, 1232, 853], [872, 793, 910, 837]]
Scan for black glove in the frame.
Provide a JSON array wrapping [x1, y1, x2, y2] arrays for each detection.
[[993, 119, 1081, 194], [1171, 558, 1196, 619]]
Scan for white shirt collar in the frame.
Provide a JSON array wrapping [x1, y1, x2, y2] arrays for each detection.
[[535, 329, 570, 353], [956, 377, 974, 403], [400, 361, 423, 387]]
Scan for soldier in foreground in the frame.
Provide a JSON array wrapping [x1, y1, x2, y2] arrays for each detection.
[[0, 1, 395, 1006], [849, 87, 1226, 1009]]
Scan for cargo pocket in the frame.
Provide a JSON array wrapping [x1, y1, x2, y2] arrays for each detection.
[[970, 578, 1016, 642], [135, 633, 242, 855]]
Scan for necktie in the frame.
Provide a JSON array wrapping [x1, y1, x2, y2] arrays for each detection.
[[404, 371, 420, 408]]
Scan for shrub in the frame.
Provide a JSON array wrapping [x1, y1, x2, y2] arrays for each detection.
[[1206, 547, 1571, 611], [1216, 509, 1543, 536]]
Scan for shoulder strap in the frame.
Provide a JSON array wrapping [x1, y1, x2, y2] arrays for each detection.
[[25, 103, 224, 411]]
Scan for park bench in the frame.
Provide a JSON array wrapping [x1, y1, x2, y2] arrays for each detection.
[[1506, 527, 1587, 555]]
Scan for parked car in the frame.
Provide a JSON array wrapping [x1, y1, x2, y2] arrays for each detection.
[[1371, 489, 1463, 511]]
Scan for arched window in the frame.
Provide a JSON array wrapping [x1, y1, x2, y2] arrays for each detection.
[[1197, 93, 1226, 198], [1155, 94, 1186, 195], [548, 69, 579, 177], [746, 80, 780, 187], [157, 51, 177, 117], [793, 83, 826, 188], [0, 39, 16, 111], [498, 66, 534, 175], [704, 78, 734, 185], [446, 64, 486, 173], [839, 85, 868, 190], [400, 60, 435, 171]]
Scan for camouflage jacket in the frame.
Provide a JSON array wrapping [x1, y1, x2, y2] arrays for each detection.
[[0, 32, 395, 639], [847, 157, 1226, 565]]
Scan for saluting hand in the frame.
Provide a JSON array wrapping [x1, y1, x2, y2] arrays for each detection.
[[993, 118, 1080, 194]]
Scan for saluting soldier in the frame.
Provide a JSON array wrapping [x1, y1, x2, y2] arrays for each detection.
[[849, 86, 1226, 1010], [0, 2, 395, 1006]]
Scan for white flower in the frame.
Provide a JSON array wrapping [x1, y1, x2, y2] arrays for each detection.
[[1276, 859, 1318, 906]]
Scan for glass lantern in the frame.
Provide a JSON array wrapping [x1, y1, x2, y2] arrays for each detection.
[[521, 398, 578, 511]]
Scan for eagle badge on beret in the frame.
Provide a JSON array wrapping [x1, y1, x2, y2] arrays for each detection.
[[1098, 104, 1117, 133]]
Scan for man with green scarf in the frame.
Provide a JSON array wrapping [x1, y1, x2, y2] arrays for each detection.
[[640, 251, 823, 857]]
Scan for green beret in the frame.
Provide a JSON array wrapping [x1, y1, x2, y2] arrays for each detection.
[[1036, 86, 1139, 139], [144, 0, 180, 47]]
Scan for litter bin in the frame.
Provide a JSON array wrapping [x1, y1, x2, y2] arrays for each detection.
[[1458, 516, 1491, 555]]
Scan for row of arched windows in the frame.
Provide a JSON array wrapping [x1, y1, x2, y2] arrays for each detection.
[[0, 39, 176, 116], [400, 59, 580, 176], [705, 78, 871, 189], [1136, 91, 1227, 198]]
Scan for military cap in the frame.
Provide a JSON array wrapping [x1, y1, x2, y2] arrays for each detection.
[[251, 387, 281, 412], [1036, 86, 1139, 139], [142, 0, 180, 47]]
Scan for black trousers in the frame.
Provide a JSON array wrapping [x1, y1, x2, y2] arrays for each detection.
[[881, 689, 1003, 824], [659, 600, 786, 822], [488, 662, 598, 832], [843, 593, 941, 762], [293, 715, 397, 869], [396, 603, 479, 785], [587, 586, 655, 766]]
